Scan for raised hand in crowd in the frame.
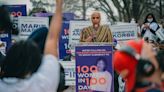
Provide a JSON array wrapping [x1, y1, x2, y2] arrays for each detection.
[[44, 0, 63, 57], [0, 0, 64, 92]]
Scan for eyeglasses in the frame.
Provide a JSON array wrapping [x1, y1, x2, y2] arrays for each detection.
[[92, 17, 100, 19]]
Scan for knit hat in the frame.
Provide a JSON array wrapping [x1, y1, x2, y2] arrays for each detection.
[[113, 39, 144, 92]]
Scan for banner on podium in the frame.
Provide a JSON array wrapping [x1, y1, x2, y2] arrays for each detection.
[[75, 44, 113, 92]]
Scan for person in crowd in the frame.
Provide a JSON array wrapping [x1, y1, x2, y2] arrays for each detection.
[[132, 50, 164, 92], [90, 57, 112, 92], [0, 0, 63, 92], [28, 27, 68, 92], [80, 11, 113, 42], [0, 4, 12, 55], [113, 40, 144, 92], [141, 13, 160, 43], [114, 39, 164, 92], [113, 39, 160, 91], [0, 3, 13, 74]]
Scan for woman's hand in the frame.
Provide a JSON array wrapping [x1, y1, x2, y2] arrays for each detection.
[[144, 24, 150, 29]]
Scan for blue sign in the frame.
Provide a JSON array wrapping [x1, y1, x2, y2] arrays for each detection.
[[59, 21, 70, 60], [75, 45, 114, 92], [0, 33, 11, 54], [5, 5, 27, 17]]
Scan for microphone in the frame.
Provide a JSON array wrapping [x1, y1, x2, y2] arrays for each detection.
[[92, 32, 96, 41], [94, 24, 99, 28]]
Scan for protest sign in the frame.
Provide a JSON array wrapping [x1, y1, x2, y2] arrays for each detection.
[[0, 33, 11, 55], [12, 17, 18, 31], [5, 5, 27, 17], [60, 61, 76, 86], [59, 21, 71, 60], [69, 21, 91, 45], [18, 16, 49, 40], [75, 44, 113, 92], [111, 24, 138, 41]]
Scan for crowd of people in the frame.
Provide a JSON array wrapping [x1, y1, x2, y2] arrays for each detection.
[[0, 0, 164, 92], [0, 0, 64, 92], [113, 13, 164, 92]]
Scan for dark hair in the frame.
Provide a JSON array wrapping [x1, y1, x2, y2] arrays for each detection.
[[96, 57, 108, 71], [144, 13, 157, 24], [0, 5, 12, 33], [28, 27, 48, 54], [137, 59, 155, 77], [0, 40, 41, 79]]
